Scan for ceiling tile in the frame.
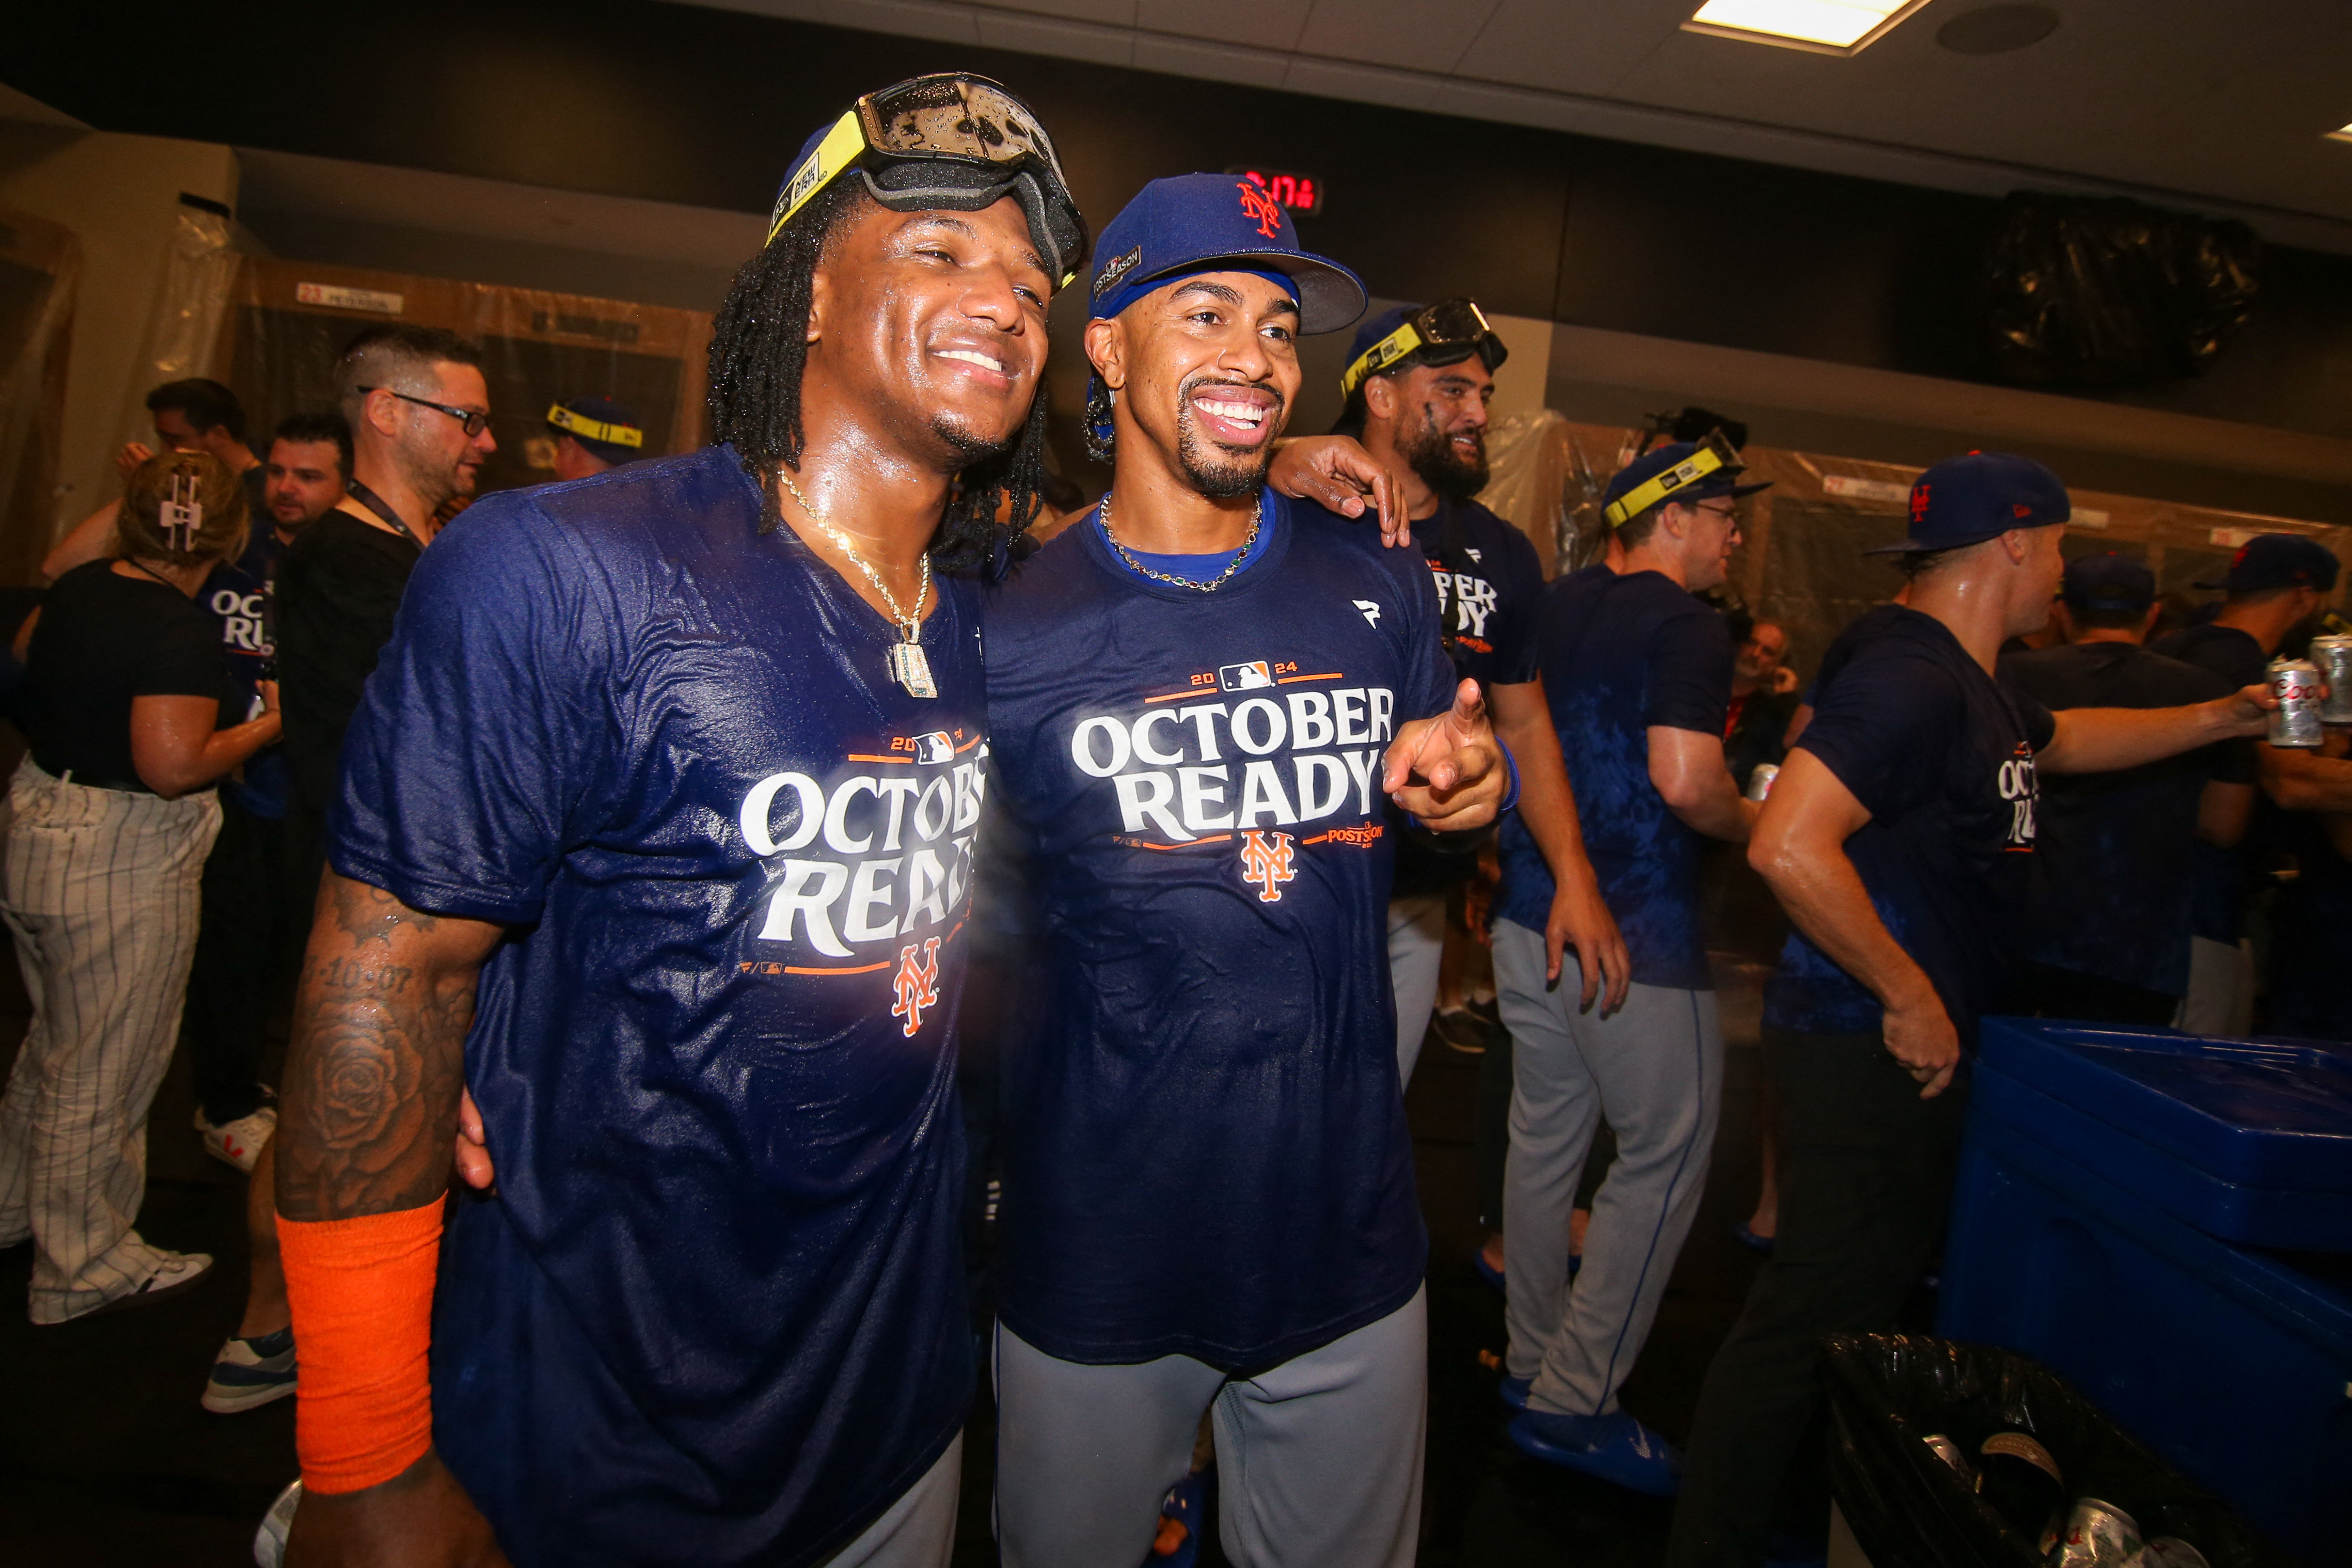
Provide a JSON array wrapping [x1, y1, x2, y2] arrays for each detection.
[[1452, 0, 1696, 95], [1292, 0, 1503, 74], [977, 12, 1136, 67], [821, 0, 979, 42], [1133, 0, 1315, 53], [1130, 33, 1294, 89]]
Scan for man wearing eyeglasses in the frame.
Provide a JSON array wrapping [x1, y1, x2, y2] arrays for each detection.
[[1492, 439, 1764, 1496], [276, 326, 494, 937]]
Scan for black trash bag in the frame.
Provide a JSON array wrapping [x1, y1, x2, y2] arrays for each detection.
[[1978, 193, 2261, 387], [1823, 1334, 2293, 1568]]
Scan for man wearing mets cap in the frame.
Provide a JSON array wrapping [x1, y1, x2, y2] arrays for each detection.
[[985, 172, 1508, 1568], [1669, 452, 2275, 1567], [1997, 552, 2256, 1028], [544, 394, 645, 482], [271, 73, 1085, 1567], [2151, 530, 2342, 1033]]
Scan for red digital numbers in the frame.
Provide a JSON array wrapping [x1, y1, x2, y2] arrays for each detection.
[[1227, 167, 1325, 218]]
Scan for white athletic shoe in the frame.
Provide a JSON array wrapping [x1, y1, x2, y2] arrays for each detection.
[[254, 1478, 302, 1567], [195, 1105, 278, 1173]]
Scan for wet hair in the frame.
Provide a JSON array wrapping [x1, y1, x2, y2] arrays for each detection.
[[335, 326, 482, 418], [707, 183, 1050, 580], [272, 411, 353, 479], [146, 378, 245, 441], [116, 450, 248, 568]]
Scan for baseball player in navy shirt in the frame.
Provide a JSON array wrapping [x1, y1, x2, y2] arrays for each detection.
[[985, 174, 1508, 1568], [1493, 439, 1767, 1496], [1316, 300, 1626, 1085], [271, 76, 1088, 1567], [1668, 454, 2272, 1568]]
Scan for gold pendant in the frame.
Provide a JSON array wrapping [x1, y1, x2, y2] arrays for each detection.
[[889, 639, 937, 699]]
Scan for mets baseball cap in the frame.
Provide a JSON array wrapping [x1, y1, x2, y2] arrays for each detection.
[[2192, 533, 2341, 593], [1601, 437, 1769, 528], [2063, 552, 2156, 613], [1088, 173, 1365, 334], [546, 396, 644, 466], [1864, 452, 2068, 556]]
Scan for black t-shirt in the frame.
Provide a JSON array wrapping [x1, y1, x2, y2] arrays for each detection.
[[1999, 641, 2247, 997], [21, 560, 231, 790], [1764, 605, 2056, 1046], [2150, 621, 2268, 944], [276, 509, 422, 817]]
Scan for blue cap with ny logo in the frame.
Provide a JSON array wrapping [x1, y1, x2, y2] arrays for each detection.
[[1086, 172, 1364, 334], [1864, 452, 2070, 555]]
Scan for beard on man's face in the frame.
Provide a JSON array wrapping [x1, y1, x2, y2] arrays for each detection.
[[1403, 406, 1489, 501], [1173, 373, 1283, 501], [928, 409, 1016, 469]]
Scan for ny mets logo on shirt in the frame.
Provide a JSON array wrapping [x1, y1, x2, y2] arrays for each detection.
[[1240, 829, 1297, 901], [891, 937, 943, 1036], [734, 727, 986, 992]]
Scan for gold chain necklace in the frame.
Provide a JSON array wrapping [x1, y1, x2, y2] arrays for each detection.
[[777, 466, 937, 698], [1098, 490, 1262, 592]]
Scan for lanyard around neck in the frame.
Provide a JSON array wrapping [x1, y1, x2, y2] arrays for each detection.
[[344, 479, 425, 547]]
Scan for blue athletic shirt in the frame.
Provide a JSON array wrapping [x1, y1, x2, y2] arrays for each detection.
[[1495, 566, 1733, 989], [329, 446, 979, 1568], [984, 489, 1455, 1368], [1764, 605, 2055, 1047], [2150, 621, 2268, 946], [1998, 640, 2247, 998], [204, 529, 290, 818]]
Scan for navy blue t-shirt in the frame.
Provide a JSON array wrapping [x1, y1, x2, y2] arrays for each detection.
[[1764, 605, 2055, 1046], [1999, 640, 2247, 998], [329, 447, 978, 1568], [203, 529, 290, 819], [1495, 567, 1733, 988], [984, 491, 1455, 1369], [2151, 621, 2268, 945]]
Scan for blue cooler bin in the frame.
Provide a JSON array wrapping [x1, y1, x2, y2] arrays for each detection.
[[1936, 1019, 2352, 1561]]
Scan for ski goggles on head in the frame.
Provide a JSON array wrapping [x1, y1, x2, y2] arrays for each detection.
[[1339, 297, 1508, 401], [765, 73, 1088, 288], [1603, 431, 1757, 528]]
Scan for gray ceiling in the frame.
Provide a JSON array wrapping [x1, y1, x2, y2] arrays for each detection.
[[677, 0, 2352, 250]]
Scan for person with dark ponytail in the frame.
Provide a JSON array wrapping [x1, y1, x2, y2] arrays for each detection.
[[0, 450, 280, 1324]]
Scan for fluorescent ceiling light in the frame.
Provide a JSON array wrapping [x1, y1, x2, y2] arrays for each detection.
[[2331, 123, 2352, 144], [1684, 0, 1930, 54]]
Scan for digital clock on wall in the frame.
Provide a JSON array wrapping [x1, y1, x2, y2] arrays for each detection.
[[1225, 167, 1325, 218]]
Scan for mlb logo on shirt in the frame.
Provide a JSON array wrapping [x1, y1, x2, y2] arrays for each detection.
[[912, 731, 955, 765], [1219, 661, 1275, 692]]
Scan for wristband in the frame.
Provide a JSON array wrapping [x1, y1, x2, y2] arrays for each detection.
[[278, 1199, 446, 1494], [1498, 737, 1521, 813]]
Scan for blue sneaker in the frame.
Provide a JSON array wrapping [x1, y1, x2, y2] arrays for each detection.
[[1508, 1408, 1683, 1496], [1498, 1374, 1531, 1412], [202, 1325, 297, 1414]]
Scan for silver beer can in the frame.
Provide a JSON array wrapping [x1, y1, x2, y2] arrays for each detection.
[[2050, 1498, 2143, 1568], [2310, 633, 2352, 724], [2268, 657, 2324, 748], [1746, 763, 1780, 802], [2139, 1538, 2212, 1568]]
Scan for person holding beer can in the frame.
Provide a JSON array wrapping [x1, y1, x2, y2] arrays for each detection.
[[1666, 454, 2272, 1568]]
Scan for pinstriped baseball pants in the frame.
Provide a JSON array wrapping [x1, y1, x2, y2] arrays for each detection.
[[0, 758, 220, 1323]]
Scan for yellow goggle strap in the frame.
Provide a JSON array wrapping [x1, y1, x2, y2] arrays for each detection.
[[1339, 322, 1427, 401], [1602, 441, 1732, 528], [547, 404, 645, 449], [766, 112, 870, 247]]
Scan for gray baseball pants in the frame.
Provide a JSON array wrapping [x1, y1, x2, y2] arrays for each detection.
[[819, 1435, 961, 1568], [1388, 892, 1447, 1087], [0, 759, 220, 1322], [994, 1288, 1427, 1568], [1493, 919, 1722, 1416]]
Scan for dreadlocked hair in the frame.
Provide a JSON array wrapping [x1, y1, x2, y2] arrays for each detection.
[[707, 180, 1051, 581]]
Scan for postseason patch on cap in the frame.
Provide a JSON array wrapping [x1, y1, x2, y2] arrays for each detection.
[[1092, 246, 1143, 300]]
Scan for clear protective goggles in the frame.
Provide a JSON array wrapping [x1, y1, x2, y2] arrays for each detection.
[[1339, 297, 1509, 401], [765, 73, 1087, 288]]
